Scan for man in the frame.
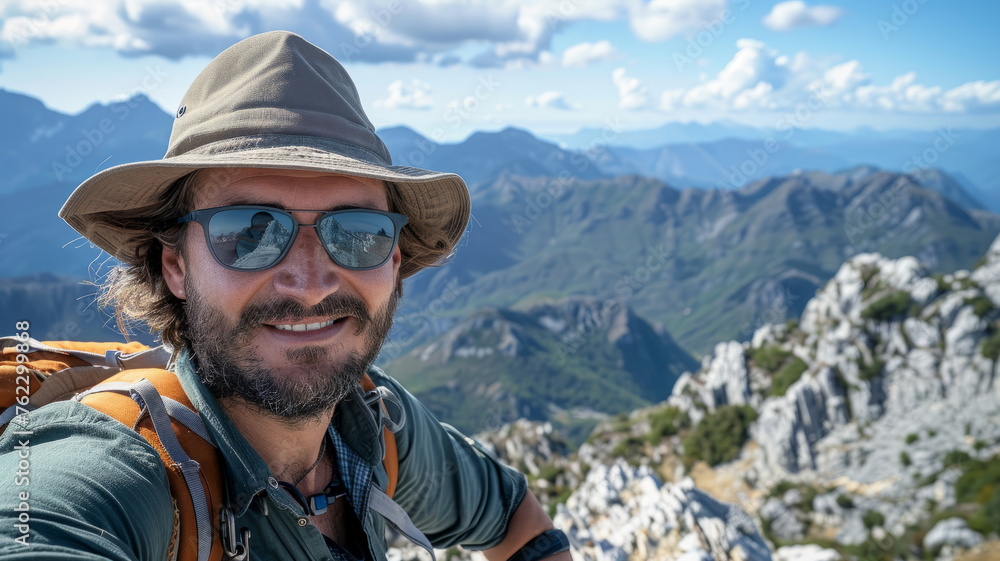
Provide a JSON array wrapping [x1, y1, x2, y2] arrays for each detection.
[[0, 31, 570, 561]]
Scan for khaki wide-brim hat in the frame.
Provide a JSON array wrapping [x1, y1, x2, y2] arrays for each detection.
[[59, 31, 469, 280]]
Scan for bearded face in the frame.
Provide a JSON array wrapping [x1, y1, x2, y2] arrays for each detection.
[[185, 278, 397, 422]]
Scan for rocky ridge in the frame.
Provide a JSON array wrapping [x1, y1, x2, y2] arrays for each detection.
[[389, 237, 1000, 561]]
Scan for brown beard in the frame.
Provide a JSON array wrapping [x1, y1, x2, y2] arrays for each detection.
[[184, 279, 397, 422]]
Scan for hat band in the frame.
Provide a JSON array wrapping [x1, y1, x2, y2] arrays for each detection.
[[176, 134, 393, 169]]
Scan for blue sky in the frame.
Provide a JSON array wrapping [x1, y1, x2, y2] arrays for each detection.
[[1, 0, 997, 141]]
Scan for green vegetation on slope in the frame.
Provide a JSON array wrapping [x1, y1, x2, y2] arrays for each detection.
[[682, 405, 758, 467]]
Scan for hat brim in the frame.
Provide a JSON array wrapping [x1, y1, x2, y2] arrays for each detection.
[[59, 134, 470, 279]]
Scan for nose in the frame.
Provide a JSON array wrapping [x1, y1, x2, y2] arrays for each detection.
[[270, 222, 341, 307]]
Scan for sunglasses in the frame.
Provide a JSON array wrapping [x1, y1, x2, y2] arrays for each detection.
[[177, 205, 408, 272]]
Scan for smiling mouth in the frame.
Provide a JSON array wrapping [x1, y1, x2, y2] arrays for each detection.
[[273, 317, 344, 332]]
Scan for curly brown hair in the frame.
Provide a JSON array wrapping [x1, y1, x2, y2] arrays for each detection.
[[95, 170, 451, 349]]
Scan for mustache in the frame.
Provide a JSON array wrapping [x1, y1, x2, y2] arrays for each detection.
[[232, 293, 372, 342]]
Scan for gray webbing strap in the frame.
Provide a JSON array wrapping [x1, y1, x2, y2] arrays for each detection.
[[131, 379, 213, 561], [362, 385, 406, 434], [115, 345, 172, 370], [74, 382, 214, 444], [1, 337, 171, 370], [0, 403, 36, 426], [368, 484, 435, 561], [3, 337, 109, 366]]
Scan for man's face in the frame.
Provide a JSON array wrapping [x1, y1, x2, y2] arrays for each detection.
[[161, 168, 401, 422]]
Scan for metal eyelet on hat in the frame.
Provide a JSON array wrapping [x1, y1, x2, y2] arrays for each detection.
[[176, 105, 187, 118]]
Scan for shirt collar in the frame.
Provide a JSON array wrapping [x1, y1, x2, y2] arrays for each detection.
[[171, 348, 384, 517]]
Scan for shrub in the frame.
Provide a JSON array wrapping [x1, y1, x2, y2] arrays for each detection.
[[682, 405, 758, 467], [982, 330, 1000, 361], [944, 450, 973, 469], [905, 433, 919, 445], [955, 455, 1000, 535], [974, 440, 988, 452], [900, 451, 912, 467], [770, 357, 809, 397], [862, 510, 885, 530], [965, 295, 996, 318], [955, 455, 1000, 504], [799, 487, 818, 512], [612, 436, 646, 460], [837, 494, 855, 509], [861, 291, 912, 321], [858, 356, 885, 381], [646, 406, 691, 443], [536, 464, 563, 483], [968, 486, 1000, 535], [751, 345, 792, 372], [769, 480, 795, 498], [934, 274, 949, 293]]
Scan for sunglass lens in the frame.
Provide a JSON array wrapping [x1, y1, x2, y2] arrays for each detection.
[[319, 212, 397, 269], [208, 209, 294, 269]]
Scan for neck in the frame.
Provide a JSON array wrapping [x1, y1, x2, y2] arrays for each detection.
[[221, 397, 336, 493]]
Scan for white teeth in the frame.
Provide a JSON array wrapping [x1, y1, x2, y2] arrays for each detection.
[[274, 318, 338, 332]]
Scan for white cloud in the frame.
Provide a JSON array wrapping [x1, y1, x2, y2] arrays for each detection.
[[630, 0, 726, 42], [0, 0, 728, 67], [940, 80, 1000, 113], [762, 1, 843, 31], [561, 40, 618, 67], [658, 39, 1000, 115], [525, 90, 576, 110], [612, 67, 650, 110], [661, 39, 790, 111], [374, 79, 432, 110]]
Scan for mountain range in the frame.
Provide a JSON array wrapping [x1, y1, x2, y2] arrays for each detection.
[[391, 168, 1000, 358], [3, 88, 999, 359]]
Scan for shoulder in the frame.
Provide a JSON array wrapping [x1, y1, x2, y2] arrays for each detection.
[[1, 398, 171, 494], [0, 400, 174, 554], [0, 401, 170, 505]]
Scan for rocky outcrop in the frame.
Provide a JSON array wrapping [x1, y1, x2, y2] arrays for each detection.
[[554, 460, 771, 561], [656, 234, 1000, 559]]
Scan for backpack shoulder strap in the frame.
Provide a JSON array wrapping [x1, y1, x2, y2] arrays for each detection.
[[360, 373, 400, 498], [77, 368, 224, 561]]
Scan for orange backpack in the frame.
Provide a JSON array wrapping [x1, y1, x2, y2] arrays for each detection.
[[1, 335, 405, 561]]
